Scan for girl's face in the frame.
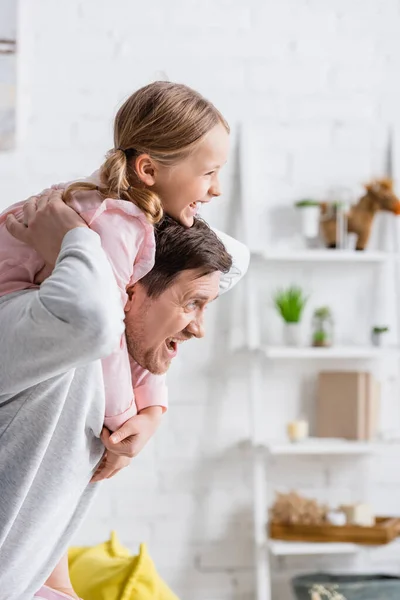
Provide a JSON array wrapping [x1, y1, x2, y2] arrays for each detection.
[[153, 122, 230, 226]]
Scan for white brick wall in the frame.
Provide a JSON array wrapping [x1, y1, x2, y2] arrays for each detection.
[[2, 1, 400, 598]]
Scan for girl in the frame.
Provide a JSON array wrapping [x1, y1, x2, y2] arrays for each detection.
[[0, 82, 248, 599]]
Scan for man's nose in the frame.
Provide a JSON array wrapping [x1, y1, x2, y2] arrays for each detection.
[[187, 315, 205, 339]]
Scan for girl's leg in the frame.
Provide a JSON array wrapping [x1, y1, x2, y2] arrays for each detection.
[[35, 553, 79, 600], [34, 586, 79, 600]]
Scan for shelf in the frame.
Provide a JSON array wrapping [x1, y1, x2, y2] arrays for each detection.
[[253, 249, 395, 263], [269, 540, 359, 556], [264, 438, 379, 456], [262, 346, 399, 360]]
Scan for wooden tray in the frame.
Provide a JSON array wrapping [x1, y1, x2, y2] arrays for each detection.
[[270, 517, 400, 545]]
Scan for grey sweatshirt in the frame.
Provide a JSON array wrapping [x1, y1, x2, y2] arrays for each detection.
[[0, 228, 125, 600], [0, 225, 249, 600]]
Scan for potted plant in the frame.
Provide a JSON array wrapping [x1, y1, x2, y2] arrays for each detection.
[[295, 199, 321, 239], [273, 286, 308, 346], [312, 306, 334, 347], [371, 326, 389, 347]]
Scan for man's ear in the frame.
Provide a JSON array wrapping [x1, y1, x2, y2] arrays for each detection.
[[134, 154, 157, 187]]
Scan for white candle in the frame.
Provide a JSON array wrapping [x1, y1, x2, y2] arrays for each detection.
[[287, 420, 309, 442]]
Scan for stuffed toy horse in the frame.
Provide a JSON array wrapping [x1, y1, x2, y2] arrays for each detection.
[[320, 179, 400, 250]]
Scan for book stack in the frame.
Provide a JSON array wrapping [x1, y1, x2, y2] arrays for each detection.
[[316, 371, 380, 440]]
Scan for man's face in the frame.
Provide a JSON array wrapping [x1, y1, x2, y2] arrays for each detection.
[[124, 269, 220, 374]]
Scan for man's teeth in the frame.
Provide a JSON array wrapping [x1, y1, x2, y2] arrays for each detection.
[[167, 337, 184, 350]]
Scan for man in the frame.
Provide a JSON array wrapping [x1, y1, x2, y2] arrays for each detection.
[[0, 190, 249, 599]]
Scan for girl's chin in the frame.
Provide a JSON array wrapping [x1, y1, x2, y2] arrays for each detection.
[[180, 211, 195, 227]]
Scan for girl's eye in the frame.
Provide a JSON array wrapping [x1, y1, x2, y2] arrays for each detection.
[[205, 171, 215, 176]]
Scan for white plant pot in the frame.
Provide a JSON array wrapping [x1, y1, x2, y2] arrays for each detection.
[[299, 206, 320, 238], [371, 332, 384, 347], [284, 323, 302, 346]]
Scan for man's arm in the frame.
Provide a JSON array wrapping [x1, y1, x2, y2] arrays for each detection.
[[212, 228, 250, 294], [0, 207, 124, 396]]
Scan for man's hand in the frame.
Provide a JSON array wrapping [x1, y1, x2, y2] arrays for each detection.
[[105, 406, 163, 457], [90, 407, 163, 482], [6, 188, 87, 267], [90, 450, 131, 483]]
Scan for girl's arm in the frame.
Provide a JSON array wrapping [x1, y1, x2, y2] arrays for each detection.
[[87, 205, 156, 431]]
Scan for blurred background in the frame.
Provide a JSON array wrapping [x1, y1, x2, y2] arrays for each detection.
[[2, 1, 400, 599]]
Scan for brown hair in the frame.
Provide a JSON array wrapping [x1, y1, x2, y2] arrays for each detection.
[[64, 82, 229, 224], [139, 215, 232, 298]]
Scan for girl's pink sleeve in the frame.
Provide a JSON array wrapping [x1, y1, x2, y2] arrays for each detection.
[[86, 205, 147, 306], [129, 355, 168, 413], [87, 205, 155, 431]]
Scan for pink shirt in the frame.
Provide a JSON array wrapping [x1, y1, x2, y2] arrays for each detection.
[[0, 172, 168, 431]]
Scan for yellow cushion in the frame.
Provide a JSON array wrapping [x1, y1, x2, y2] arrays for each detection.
[[68, 531, 179, 600]]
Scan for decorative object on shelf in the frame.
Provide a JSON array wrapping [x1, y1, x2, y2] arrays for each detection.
[[309, 584, 346, 600], [320, 179, 400, 251], [295, 199, 321, 240], [270, 491, 328, 526], [312, 306, 334, 347], [316, 371, 380, 441], [287, 419, 309, 442], [273, 285, 308, 346], [326, 510, 346, 526], [320, 202, 349, 250], [339, 503, 375, 527], [270, 515, 400, 545], [292, 573, 400, 600], [371, 325, 389, 347]]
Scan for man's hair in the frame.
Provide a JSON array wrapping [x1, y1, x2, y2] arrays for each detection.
[[140, 216, 233, 298]]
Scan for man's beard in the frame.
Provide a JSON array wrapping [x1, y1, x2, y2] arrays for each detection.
[[125, 332, 167, 375]]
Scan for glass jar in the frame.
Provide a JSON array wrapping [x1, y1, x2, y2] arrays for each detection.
[[312, 307, 334, 347]]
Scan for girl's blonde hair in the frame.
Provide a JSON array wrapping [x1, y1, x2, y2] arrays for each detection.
[[64, 82, 229, 224]]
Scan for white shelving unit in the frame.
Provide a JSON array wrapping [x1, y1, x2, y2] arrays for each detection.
[[264, 438, 380, 456], [262, 346, 399, 360], [238, 126, 400, 600], [253, 249, 395, 263], [269, 541, 359, 556]]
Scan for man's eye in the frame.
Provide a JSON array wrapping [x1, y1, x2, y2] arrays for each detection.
[[186, 301, 198, 310]]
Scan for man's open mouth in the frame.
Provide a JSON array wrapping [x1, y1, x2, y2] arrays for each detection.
[[166, 338, 177, 352], [165, 337, 187, 356]]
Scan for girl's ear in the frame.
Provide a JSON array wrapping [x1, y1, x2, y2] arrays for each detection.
[[134, 154, 157, 187]]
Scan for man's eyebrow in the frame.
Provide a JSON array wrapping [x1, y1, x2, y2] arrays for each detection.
[[187, 293, 218, 303]]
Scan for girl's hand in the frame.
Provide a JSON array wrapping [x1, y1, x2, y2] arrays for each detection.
[[5, 188, 87, 267], [101, 406, 163, 458]]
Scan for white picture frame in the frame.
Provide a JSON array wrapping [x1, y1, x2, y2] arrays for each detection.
[[0, 0, 17, 151]]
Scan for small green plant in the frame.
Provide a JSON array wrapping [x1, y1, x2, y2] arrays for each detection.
[[312, 306, 333, 347], [372, 326, 389, 334], [295, 199, 320, 208], [273, 286, 308, 323], [313, 330, 327, 345]]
